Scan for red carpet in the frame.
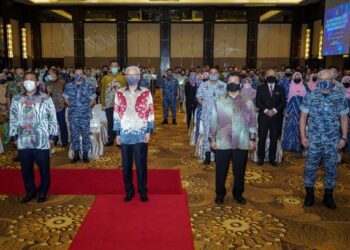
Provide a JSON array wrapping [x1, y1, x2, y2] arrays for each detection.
[[70, 194, 194, 250], [0, 169, 183, 195]]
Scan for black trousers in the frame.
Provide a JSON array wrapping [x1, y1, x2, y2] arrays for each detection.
[[19, 149, 50, 195], [215, 149, 248, 197], [258, 115, 279, 162], [186, 101, 197, 129], [121, 143, 148, 194], [105, 107, 115, 143]]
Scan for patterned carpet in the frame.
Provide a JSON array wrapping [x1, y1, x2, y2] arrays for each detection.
[[0, 91, 350, 250]]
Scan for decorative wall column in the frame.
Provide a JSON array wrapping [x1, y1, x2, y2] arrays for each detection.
[[160, 9, 170, 74]]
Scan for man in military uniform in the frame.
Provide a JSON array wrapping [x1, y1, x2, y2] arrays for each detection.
[[196, 68, 227, 165], [161, 69, 179, 125], [300, 69, 349, 209], [6, 67, 25, 162], [64, 68, 96, 163]]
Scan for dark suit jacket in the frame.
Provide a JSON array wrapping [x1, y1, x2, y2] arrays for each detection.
[[256, 83, 286, 117]]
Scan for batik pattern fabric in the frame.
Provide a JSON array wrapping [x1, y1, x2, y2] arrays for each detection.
[[9, 92, 58, 150], [196, 80, 226, 153], [279, 77, 291, 102], [281, 95, 304, 152], [113, 86, 154, 145], [209, 95, 257, 150]]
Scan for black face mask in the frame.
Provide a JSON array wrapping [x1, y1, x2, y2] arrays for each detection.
[[312, 77, 318, 82], [0, 79, 6, 84], [343, 82, 350, 88], [285, 72, 292, 78], [227, 83, 241, 92], [240, 74, 247, 79], [294, 78, 301, 84], [266, 76, 276, 83], [7, 76, 14, 81], [203, 79, 209, 82]]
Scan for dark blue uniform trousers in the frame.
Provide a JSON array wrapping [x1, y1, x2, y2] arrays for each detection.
[[19, 149, 50, 195], [56, 108, 68, 145], [121, 143, 148, 194]]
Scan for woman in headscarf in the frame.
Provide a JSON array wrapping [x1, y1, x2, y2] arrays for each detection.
[[306, 73, 318, 92], [341, 76, 350, 153], [185, 72, 198, 129], [281, 72, 307, 152], [240, 78, 257, 103]]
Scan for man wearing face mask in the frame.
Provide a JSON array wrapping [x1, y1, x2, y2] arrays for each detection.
[[279, 66, 293, 101], [84, 68, 98, 92], [46, 70, 68, 147], [100, 61, 125, 146], [300, 69, 348, 209], [10, 73, 58, 203], [256, 69, 286, 166], [196, 68, 226, 165], [210, 75, 257, 204], [114, 66, 154, 202], [185, 72, 198, 129], [64, 68, 96, 163], [161, 69, 179, 125]]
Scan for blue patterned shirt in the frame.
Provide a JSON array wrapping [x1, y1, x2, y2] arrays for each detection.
[[10, 91, 58, 150]]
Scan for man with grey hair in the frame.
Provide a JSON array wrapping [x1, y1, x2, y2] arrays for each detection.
[[114, 66, 155, 202], [300, 69, 349, 209]]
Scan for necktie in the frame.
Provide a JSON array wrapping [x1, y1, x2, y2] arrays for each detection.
[[269, 85, 273, 97]]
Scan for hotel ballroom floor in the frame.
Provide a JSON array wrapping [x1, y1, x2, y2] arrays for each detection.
[[0, 91, 350, 250]]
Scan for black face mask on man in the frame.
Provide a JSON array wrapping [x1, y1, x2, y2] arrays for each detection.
[[227, 82, 241, 92], [266, 76, 276, 83], [343, 82, 350, 88]]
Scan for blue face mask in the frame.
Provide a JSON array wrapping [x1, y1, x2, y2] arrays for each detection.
[[74, 75, 83, 81], [319, 80, 331, 91], [190, 75, 197, 81], [127, 75, 140, 86], [209, 74, 218, 81], [111, 67, 119, 75]]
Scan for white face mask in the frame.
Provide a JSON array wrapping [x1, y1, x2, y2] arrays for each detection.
[[243, 83, 251, 88], [24, 80, 36, 92]]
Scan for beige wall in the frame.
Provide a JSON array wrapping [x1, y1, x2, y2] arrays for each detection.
[[128, 23, 160, 69], [214, 23, 247, 67], [41, 23, 74, 62], [171, 23, 203, 68], [257, 23, 291, 68], [10, 19, 21, 66], [312, 20, 322, 58], [84, 23, 117, 67]]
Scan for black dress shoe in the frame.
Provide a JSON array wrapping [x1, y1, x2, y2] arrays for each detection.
[[257, 161, 264, 166], [20, 193, 37, 204], [304, 187, 314, 207], [37, 194, 47, 203], [161, 119, 168, 125], [172, 119, 177, 125], [140, 193, 149, 202], [215, 195, 224, 204], [234, 196, 246, 205], [124, 192, 135, 202], [269, 161, 278, 167], [104, 141, 114, 147], [323, 188, 336, 209], [13, 155, 20, 162]]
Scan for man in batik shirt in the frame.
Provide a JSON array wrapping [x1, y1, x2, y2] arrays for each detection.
[[10, 73, 58, 204]]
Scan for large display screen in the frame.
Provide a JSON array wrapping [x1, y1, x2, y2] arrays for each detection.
[[323, 0, 350, 56]]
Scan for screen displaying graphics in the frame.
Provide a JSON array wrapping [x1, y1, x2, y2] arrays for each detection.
[[323, 0, 350, 56]]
